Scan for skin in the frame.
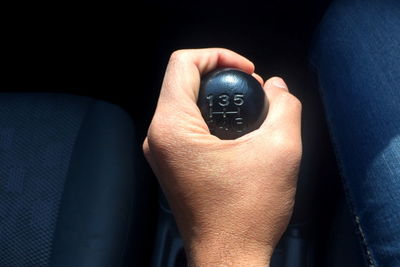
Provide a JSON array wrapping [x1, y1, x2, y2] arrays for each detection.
[[143, 48, 302, 267]]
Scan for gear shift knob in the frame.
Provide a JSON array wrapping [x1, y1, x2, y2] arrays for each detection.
[[198, 68, 269, 139]]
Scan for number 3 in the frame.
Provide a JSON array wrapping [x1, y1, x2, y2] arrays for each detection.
[[218, 94, 230, 106]]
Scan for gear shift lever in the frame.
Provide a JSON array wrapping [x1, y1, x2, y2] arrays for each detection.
[[198, 68, 269, 139]]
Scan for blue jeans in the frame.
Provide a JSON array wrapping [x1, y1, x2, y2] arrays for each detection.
[[310, 0, 400, 266]]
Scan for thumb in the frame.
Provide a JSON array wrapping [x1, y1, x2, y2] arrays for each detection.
[[258, 77, 302, 141]]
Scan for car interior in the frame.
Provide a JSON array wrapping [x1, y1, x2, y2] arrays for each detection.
[[1, 0, 368, 266]]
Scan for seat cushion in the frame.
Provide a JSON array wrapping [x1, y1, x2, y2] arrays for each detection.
[[0, 94, 137, 267]]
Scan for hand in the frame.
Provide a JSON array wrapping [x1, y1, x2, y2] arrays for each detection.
[[143, 48, 302, 267]]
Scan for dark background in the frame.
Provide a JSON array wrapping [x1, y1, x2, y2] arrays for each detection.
[[2, 1, 360, 266], [2, 0, 331, 139]]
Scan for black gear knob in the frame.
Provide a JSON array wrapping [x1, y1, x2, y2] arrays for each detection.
[[198, 68, 269, 139]]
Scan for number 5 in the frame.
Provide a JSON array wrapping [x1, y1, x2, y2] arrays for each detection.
[[233, 94, 244, 106]]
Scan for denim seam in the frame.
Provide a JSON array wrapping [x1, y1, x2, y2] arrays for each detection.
[[318, 79, 376, 267], [308, 63, 377, 267], [354, 215, 375, 267]]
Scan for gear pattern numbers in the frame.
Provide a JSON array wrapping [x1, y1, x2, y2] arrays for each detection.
[[206, 93, 245, 133]]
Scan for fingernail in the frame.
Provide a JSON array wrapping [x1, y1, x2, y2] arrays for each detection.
[[272, 78, 288, 89]]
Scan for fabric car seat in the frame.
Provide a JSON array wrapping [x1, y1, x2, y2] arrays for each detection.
[[0, 93, 138, 267]]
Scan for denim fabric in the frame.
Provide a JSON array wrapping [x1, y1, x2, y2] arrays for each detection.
[[310, 0, 400, 266]]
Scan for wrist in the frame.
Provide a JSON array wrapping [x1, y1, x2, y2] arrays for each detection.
[[186, 233, 272, 267]]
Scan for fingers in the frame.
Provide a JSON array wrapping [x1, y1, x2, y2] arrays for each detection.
[[150, 48, 300, 144], [157, 48, 255, 111], [190, 48, 255, 76], [258, 77, 302, 139], [252, 73, 264, 86], [150, 48, 257, 135]]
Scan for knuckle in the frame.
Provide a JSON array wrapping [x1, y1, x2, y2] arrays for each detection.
[[142, 139, 149, 153], [146, 115, 176, 154], [147, 116, 166, 142], [142, 139, 152, 160], [169, 49, 190, 63], [147, 117, 163, 143]]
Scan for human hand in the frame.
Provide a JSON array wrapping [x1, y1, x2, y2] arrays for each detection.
[[143, 48, 302, 267]]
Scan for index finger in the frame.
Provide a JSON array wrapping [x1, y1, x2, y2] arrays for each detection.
[[157, 48, 255, 111]]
